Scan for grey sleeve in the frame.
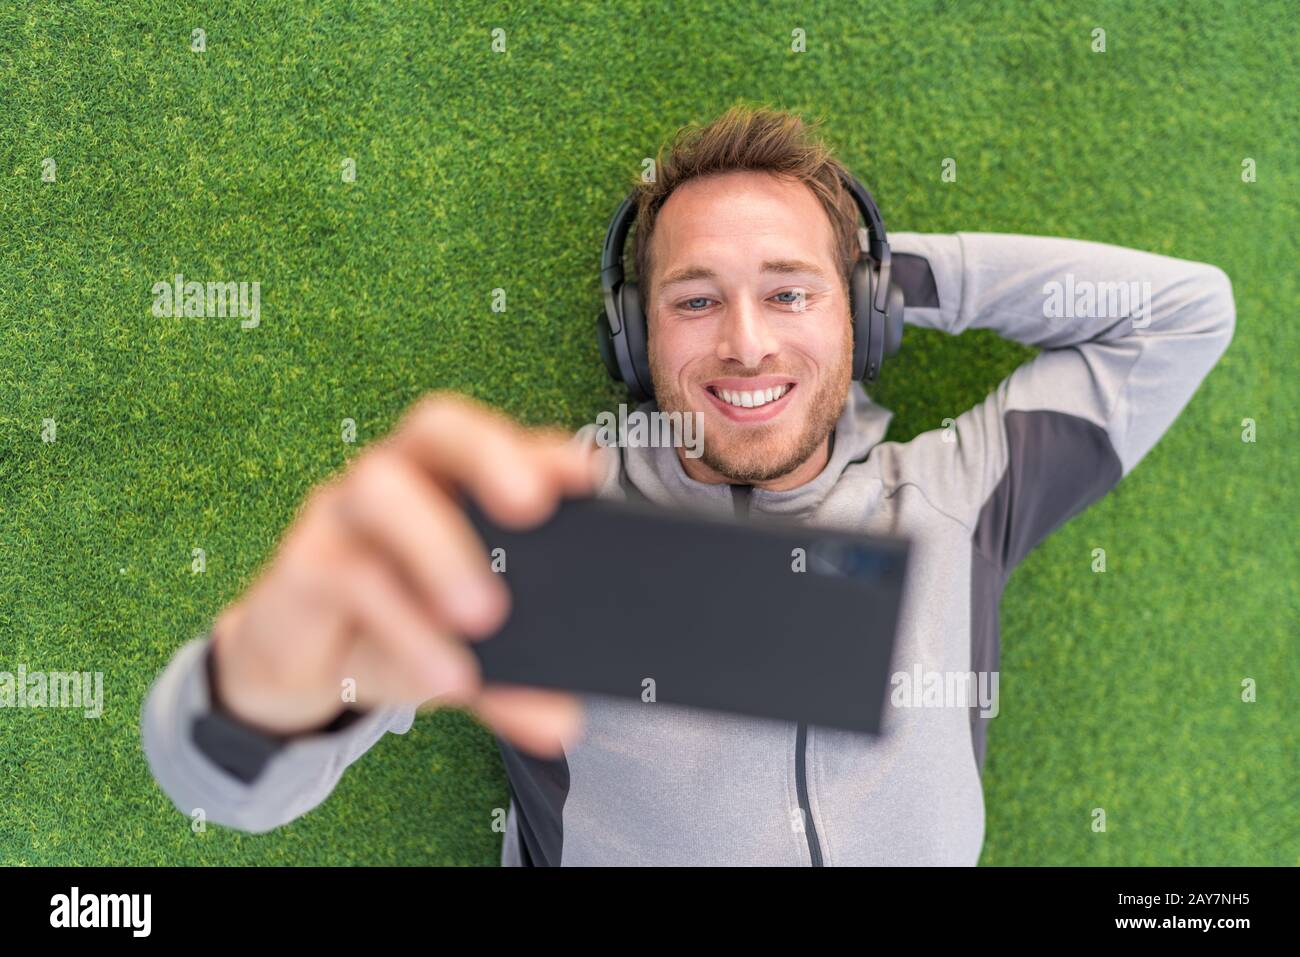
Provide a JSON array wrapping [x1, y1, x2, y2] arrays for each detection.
[[140, 635, 417, 834], [884, 231, 1236, 571]]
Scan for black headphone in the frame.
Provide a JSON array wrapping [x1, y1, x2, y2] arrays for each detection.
[[596, 169, 905, 403]]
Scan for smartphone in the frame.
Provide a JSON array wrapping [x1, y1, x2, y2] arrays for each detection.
[[463, 494, 911, 734]]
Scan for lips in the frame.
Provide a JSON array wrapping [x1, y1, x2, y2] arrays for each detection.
[[702, 382, 797, 423]]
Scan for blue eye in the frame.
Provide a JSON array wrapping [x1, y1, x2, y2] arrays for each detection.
[[677, 292, 806, 312]]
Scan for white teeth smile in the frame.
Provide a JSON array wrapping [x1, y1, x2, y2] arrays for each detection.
[[713, 384, 791, 409]]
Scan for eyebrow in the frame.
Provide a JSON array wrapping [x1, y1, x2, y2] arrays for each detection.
[[657, 259, 832, 289]]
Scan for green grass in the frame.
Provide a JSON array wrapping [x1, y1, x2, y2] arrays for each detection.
[[0, 0, 1295, 865]]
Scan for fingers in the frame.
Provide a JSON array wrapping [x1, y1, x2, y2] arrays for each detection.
[[334, 552, 482, 705], [466, 685, 586, 758], [389, 393, 601, 529], [332, 449, 510, 638], [341, 631, 471, 711]]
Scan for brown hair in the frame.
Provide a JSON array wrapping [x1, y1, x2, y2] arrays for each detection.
[[631, 104, 860, 313]]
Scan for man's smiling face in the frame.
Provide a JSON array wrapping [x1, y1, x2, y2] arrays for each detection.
[[646, 170, 854, 490]]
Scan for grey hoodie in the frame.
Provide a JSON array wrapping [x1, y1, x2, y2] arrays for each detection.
[[140, 231, 1235, 865]]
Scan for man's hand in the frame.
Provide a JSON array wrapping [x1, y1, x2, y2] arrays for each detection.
[[208, 391, 602, 758]]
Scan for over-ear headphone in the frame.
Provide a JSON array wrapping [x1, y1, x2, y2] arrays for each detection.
[[595, 168, 905, 404]]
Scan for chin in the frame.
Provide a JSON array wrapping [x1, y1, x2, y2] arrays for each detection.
[[701, 429, 807, 483]]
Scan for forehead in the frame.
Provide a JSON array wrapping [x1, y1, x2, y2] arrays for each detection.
[[649, 171, 836, 282]]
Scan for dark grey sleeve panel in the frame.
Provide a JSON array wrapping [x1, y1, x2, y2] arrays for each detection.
[[964, 411, 1121, 776], [191, 640, 370, 785], [891, 252, 940, 309], [960, 410, 1123, 777], [187, 716, 279, 786], [496, 738, 570, 866], [972, 410, 1123, 575], [141, 636, 417, 833]]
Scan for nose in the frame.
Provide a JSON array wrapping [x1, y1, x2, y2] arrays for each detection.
[[716, 296, 778, 369]]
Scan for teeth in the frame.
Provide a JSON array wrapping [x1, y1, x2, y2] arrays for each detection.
[[715, 384, 789, 409]]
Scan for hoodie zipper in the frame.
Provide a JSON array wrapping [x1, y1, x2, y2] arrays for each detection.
[[795, 722, 824, 866], [730, 484, 824, 867]]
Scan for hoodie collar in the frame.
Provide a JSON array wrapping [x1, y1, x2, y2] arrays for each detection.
[[620, 381, 893, 521]]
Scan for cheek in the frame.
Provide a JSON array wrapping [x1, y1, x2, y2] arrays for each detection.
[[788, 314, 852, 370], [810, 313, 854, 364], [650, 320, 706, 376]]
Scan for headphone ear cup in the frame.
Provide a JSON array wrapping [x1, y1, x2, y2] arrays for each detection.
[[595, 309, 622, 382], [884, 281, 905, 357], [849, 258, 873, 382], [620, 281, 654, 402]]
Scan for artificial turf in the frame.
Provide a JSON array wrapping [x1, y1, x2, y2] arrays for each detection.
[[0, 0, 1295, 865]]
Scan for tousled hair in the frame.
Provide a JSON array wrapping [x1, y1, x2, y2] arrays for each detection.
[[630, 104, 860, 314]]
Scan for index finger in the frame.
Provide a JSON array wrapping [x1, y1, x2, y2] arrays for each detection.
[[388, 392, 601, 528]]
